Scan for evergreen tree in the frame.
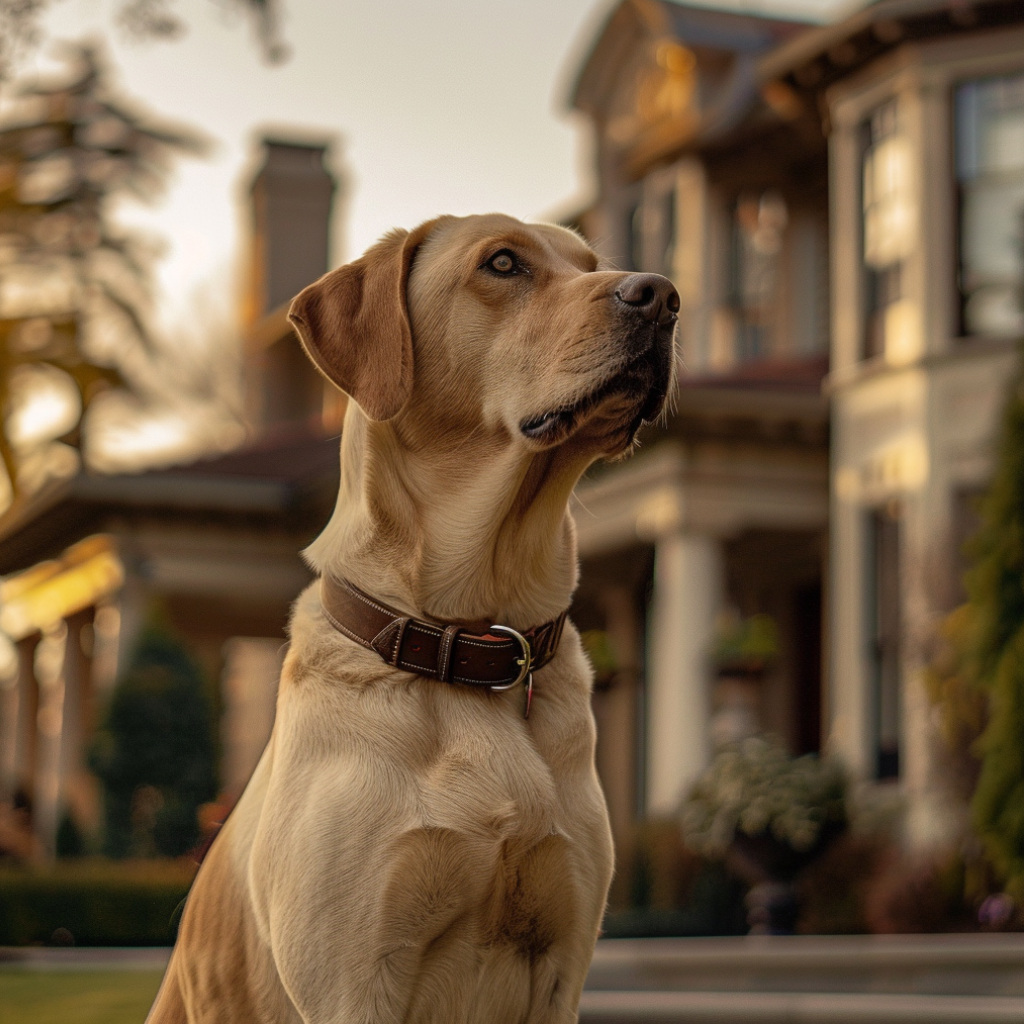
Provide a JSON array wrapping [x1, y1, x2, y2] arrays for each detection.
[[960, 350, 1024, 899], [0, 45, 205, 506], [90, 611, 217, 858]]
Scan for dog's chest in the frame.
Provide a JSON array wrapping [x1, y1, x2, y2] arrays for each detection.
[[406, 732, 592, 949], [417, 713, 573, 840]]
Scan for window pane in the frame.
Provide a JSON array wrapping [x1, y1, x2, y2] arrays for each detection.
[[961, 177, 1024, 335], [961, 178, 1024, 282], [863, 136, 915, 268], [956, 72, 1024, 336], [987, 110, 1024, 174], [730, 191, 787, 362], [860, 99, 913, 360]]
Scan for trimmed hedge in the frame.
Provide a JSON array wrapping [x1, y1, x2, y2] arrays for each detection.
[[0, 859, 196, 946]]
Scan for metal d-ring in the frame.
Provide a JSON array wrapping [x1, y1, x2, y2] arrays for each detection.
[[488, 624, 533, 691]]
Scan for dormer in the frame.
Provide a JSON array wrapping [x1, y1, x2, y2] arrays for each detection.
[[572, 0, 806, 184], [569, 2, 824, 376]]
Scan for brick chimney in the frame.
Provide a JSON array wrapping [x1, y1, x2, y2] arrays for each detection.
[[244, 137, 342, 435], [249, 139, 336, 321]]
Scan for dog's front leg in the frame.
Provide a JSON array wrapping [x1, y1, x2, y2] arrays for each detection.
[[252, 770, 484, 1023]]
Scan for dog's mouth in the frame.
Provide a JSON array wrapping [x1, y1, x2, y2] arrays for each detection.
[[520, 346, 671, 447]]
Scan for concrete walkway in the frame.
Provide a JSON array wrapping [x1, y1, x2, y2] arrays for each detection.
[[4, 933, 1024, 1022], [579, 990, 1024, 1023], [586, 933, 1024, 995], [580, 934, 1024, 1023]]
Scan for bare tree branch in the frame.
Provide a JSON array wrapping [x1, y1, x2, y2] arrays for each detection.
[[0, 0, 287, 86]]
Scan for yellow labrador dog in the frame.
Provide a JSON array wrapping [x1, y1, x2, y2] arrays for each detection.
[[147, 214, 678, 1023]]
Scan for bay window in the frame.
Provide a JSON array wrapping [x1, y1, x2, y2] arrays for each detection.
[[956, 72, 1024, 337]]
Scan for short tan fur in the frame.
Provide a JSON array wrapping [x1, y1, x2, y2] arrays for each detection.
[[146, 214, 676, 1024]]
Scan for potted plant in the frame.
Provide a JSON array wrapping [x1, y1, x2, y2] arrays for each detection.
[[713, 612, 780, 675], [681, 735, 847, 933]]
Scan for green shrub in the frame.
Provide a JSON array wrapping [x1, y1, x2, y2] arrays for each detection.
[[938, 350, 1024, 901], [0, 859, 195, 946], [55, 813, 87, 859], [90, 611, 218, 858]]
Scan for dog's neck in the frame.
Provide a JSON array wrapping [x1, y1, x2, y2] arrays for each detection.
[[305, 408, 590, 630]]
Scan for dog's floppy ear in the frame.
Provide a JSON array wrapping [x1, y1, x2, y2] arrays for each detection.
[[288, 220, 438, 422]]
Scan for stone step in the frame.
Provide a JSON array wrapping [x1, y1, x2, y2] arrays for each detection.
[[585, 934, 1024, 997], [578, 990, 1024, 1023]]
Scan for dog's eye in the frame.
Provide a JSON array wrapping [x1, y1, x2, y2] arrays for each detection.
[[486, 250, 518, 274]]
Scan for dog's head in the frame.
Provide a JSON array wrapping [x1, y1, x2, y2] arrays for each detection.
[[289, 213, 677, 460]]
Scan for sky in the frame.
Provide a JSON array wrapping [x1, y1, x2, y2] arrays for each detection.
[[26, 0, 860, 337]]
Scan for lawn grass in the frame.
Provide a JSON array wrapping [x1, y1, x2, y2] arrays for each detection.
[[0, 969, 164, 1024]]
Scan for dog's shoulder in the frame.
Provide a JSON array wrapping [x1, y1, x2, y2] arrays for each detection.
[[282, 582, 389, 690]]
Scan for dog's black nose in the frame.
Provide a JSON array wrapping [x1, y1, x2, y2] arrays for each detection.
[[614, 273, 680, 325]]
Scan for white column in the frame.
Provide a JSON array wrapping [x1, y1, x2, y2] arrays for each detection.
[[221, 638, 283, 801], [646, 532, 723, 815], [826, 498, 873, 778], [33, 623, 68, 861], [0, 633, 19, 802]]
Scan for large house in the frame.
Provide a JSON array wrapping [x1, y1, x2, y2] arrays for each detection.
[[2, 0, 1023, 899], [569, 0, 1024, 876]]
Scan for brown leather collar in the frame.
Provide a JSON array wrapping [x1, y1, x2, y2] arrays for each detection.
[[319, 575, 567, 695]]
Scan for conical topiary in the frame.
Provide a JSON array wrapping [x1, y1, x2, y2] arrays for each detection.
[[90, 609, 217, 858]]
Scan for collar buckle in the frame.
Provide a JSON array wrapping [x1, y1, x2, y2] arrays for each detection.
[[487, 624, 533, 691]]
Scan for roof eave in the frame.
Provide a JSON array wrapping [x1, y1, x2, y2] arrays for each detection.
[[759, 0, 1024, 87], [569, 0, 653, 116]]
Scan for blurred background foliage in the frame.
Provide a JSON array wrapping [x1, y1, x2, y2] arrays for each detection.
[[0, 0, 286, 89], [89, 608, 217, 858], [712, 612, 780, 671], [927, 347, 1024, 905], [0, 857, 194, 945], [0, 44, 206, 506]]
